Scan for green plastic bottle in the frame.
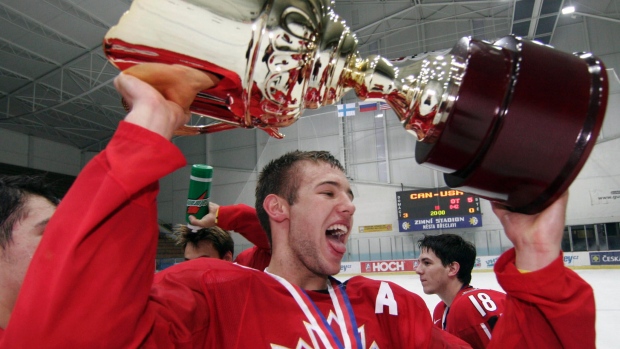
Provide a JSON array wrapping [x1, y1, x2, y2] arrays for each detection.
[[186, 164, 213, 231]]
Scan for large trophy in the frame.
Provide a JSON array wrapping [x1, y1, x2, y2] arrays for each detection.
[[104, 0, 608, 214]]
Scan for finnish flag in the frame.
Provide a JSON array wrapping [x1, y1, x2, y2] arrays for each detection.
[[337, 103, 356, 117]]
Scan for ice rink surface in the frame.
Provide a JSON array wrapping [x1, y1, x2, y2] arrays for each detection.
[[340, 268, 618, 348]]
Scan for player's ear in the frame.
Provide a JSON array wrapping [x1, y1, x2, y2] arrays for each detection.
[[448, 261, 460, 277], [222, 251, 233, 262], [263, 194, 289, 223]]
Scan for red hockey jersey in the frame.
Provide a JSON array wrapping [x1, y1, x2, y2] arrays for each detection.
[[217, 204, 272, 270], [433, 286, 506, 349]]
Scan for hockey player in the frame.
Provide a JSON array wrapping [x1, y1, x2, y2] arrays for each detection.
[[189, 202, 271, 270], [174, 224, 234, 262], [0, 65, 595, 348], [0, 175, 59, 333], [416, 234, 506, 348]]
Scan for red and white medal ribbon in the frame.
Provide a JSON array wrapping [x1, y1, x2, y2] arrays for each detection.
[[266, 271, 362, 349]]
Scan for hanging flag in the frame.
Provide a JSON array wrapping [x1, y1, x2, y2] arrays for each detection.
[[379, 102, 392, 110], [358, 101, 378, 113], [337, 103, 356, 117]]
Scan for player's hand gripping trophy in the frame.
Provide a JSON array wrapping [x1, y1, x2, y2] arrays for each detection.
[[104, 0, 608, 214]]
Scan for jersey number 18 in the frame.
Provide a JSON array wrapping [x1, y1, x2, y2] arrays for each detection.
[[468, 293, 497, 317]]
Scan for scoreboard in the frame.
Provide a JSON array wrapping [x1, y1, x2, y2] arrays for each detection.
[[396, 187, 482, 232]]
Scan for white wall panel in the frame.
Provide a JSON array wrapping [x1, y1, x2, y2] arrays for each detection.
[[299, 112, 339, 138], [158, 172, 174, 202], [386, 125, 418, 159], [30, 138, 80, 175], [208, 128, 257, 150], [385, 110, 403, 126], [587, 20, 620, 56], [175, 134, 206, 158], [566, 138, 620, 225], [209, 147, 257, 170], [172, 186, 189, 227], [0, 128, 29, 166], [551, 22, 589, 53], [601, 73, 620, 140], [273, 120, 300, 140], [157, 200, 174, 225], [212, 168, 256, 186], [256, 140, 304, 171], [299, 135, 340, 154], [389, 157, 436, 188], [351, 129, 378, 163], [552, 20, 620, 74], [351, 163, 379, 182], [212, 180, 257, 207], [350, 112, 377, 131]]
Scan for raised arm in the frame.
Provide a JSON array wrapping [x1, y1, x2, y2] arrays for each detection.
[[492, 191, 568, 271], [1, 67, 217, 348], [488, 191, 595, 348], [190, 203, 270, 250]]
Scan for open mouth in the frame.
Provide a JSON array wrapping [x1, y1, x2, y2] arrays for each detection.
[[326, 224, 348, 243]]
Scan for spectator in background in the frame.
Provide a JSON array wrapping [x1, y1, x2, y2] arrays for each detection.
[[188, 202, 271, 270], [0, 175, 60, 331], [174, 225, 234, 261], [416, 234, 506, 349]]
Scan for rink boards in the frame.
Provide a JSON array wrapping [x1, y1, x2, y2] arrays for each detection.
[[339, 250, 620, 275]]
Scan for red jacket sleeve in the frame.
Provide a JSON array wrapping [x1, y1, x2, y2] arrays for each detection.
[[234, 246, 271, 271], [488, 248, 595, 349], [217, 204, 270, 250], [0, 122, 186, 348]]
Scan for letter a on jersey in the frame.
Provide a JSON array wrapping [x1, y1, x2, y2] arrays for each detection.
[[375, 282, 398, 315]]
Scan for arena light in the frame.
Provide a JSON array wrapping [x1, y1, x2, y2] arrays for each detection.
[[561, 6, 575, 15]]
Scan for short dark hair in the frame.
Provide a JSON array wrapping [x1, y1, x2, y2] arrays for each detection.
[[254, 150, 345, 243], [174, 225, 234, 258], [417, 233, 476, 285], [0, 175, 60, 250]]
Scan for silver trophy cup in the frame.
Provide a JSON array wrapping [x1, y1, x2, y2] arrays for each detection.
[[104, 0, 608, 214]]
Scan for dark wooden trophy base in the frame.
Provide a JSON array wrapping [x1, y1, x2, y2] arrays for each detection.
[[416, 36, 608, 214]]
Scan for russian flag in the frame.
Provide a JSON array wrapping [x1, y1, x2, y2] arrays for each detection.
[[359, 101, 378, 112]]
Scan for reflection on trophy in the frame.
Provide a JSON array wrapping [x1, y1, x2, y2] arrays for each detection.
[[103, 0, 608, 214]]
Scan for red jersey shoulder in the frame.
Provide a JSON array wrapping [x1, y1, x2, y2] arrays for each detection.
[[451, 288, 505, 322]]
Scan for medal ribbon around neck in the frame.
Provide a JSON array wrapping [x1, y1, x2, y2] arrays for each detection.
[[266, 271, 362, 349]]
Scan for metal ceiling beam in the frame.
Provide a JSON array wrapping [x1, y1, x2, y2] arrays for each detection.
[[352, 0, 519, 35], [571, 11, 620, 23], [4, 76, 116, 125], [0, 66, 30, 81], [1, 44, 107, 100], [0, 37, 59, 66], [43, 0, 110, 29], [0, 2, 86, 49], [526, 0, 543, 39], [355, 3, 513, 45]]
